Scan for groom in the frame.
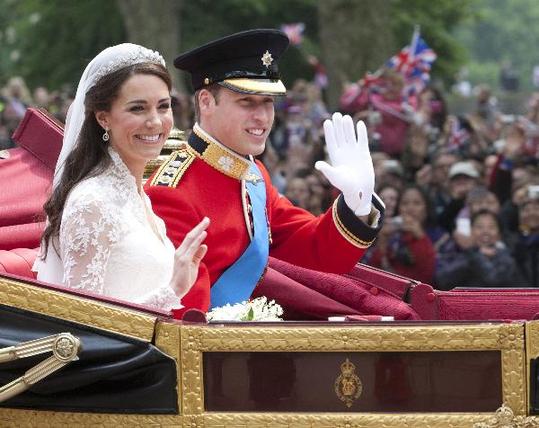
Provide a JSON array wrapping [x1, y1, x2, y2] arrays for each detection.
[[145, 29, 385, 317]]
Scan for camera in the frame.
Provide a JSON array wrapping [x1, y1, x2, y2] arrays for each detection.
[[391, 216, 403, 229], [368, 111, 382, 126], [528, 185, 539, 200], [456, 218, 471, 236], [499, 114, 515, 124]]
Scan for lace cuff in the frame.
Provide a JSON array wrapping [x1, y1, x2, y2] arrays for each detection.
[[137, 286, 182, 312]]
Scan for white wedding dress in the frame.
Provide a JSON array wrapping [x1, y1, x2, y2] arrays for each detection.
[[36, 147, 180, 312]]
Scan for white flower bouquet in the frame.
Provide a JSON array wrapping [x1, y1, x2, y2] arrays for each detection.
[[206, 296, 284, 322]]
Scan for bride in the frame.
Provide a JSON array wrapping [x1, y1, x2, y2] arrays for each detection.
[[34, 43, 209, 312]]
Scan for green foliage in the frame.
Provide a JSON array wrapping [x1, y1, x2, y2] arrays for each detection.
[[0, 0, 480, 94], [453, 0, 539, 91], [180, 0, 318, 89], [465, 61, 500, 89], [242, 306, 255, 321], [0, 0, 125, 91]]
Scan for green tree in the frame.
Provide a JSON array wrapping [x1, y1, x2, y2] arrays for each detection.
[[179, 0, 319, 90], [1, 0, 474, 101], [454, 0, 539, 91], [318, 0, 394, 108], [317, 0, 472, 107], [116, 0, 183, 90], [1, 0, 125, 91], [390, 0, 473, 86]]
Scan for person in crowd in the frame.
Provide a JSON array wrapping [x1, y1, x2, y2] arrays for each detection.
[[285, 175, 311, 210], [474, 84, 498, 128], [304, 82, 330, 127], [441, 114, 488, 159], [506, 185, 539, 286], [401, 124, 430, 175], [305, 172, 331, 215], [436, 210, 525, 289], [438, 161, 479, 233], [364, 185, 436, 284], [340, 68, 415, 157], [171, 89, 195, 132], [0, 95, 13, 149], [1, 76, 32, 147], [35, 43, 209, 312], [490, 120, 538, 234], [416, 151, 459, 219], [376, 158, 406, 192], [145, 29, 384, 314], [483, 154, 498, 187], [445, 185, 502, 254], [377, 184, 400, 219], [418, 86, 447, 132], [33, 86, 51, 110]]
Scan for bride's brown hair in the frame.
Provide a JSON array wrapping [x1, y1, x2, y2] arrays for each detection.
[[41, 63, 171, 258]]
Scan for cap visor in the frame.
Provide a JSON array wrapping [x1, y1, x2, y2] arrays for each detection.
[[221, 78, 286, 96]]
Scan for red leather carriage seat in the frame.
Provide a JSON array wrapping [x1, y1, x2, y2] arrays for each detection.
[[0, 108, 61, 252], [0, 247, 39, 278], [0, 146, 51, 251]]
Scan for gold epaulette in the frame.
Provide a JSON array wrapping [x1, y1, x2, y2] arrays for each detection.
[[149, 146, 196, 188]]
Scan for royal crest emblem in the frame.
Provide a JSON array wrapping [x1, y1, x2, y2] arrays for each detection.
[[334, 358, 362, 408], [261, 50, 273, 67]]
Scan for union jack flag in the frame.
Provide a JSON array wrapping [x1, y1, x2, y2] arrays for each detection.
[[448, 117, 470, 150], [386, 29, 437, 95], [281, 23, 305, 46]]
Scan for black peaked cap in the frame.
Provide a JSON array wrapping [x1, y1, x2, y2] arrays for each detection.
[[174, 29, 289, 95]]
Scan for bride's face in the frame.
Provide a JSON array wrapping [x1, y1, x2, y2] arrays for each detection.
[[96, 73, 172, 172]]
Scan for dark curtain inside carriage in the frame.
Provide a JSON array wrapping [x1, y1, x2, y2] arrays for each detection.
[[0, 304, 177, 414]]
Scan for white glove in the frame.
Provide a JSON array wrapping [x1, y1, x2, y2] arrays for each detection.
[[315, 112, 374, 216]]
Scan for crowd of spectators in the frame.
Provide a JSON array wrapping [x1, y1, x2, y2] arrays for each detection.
[[263, 69, 539, 289], [2, 70, 538, 289], [0, 76, 73, 149]]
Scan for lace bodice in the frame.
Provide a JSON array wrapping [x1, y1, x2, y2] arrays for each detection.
[[45, 147, 180, 312]]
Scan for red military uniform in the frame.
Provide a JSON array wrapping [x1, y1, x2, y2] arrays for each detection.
[[145, 125, 384, 316]]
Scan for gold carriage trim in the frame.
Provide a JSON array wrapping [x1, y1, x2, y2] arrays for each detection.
[[332, 199, 374, 248], [149, 147, 196, 188], [192, 124, 253, 181], [0, 277, 157, 341]]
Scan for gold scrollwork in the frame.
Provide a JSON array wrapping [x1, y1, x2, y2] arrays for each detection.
[[474, 403, 538, 428], [180, 323, 527, 419]]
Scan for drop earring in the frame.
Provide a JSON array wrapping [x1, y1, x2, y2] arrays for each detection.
[[102, 129, 110, 142]]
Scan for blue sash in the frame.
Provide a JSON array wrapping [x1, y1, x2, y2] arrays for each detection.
[[210, 162, 270, 308]]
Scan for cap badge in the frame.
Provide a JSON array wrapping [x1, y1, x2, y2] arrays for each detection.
[[261, 50, 273, 68]]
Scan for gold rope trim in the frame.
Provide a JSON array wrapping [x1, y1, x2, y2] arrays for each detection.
[[332, 199, 374, 249], [149, 148, 195, 188]]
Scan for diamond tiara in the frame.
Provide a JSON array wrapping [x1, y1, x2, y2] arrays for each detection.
[[91, 46, 166, 87]]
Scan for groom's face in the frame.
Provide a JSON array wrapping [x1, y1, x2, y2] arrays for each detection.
[[199, 87, 275, 156]]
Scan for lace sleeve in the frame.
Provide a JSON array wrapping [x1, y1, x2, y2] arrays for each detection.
[[60, 198, 120, 295], [60, 195, 182, 312]]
